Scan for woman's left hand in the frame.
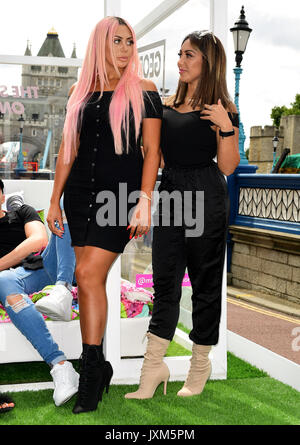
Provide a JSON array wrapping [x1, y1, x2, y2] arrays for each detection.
[[128, 198, 151, 239], [200, 98, 232, 131]]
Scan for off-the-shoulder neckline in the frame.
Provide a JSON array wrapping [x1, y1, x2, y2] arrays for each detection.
[[164, 105, 238, 116], [89, 90, 159, 94], [164, 105, 201, 115]]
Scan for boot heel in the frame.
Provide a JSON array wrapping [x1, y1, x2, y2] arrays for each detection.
[[163, 379, 168, 395], [73, 343, 109, 414], [99, 361, 113, 399], [106, 362, 113, 393], [124, 333, 171, 400]]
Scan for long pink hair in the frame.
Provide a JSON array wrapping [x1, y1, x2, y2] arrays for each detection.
[[63, 16, 144, 164]]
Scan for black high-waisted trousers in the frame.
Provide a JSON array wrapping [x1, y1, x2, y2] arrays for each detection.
[[148, 162, 230, 346]]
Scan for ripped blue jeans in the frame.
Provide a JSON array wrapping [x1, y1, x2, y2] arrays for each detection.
[[0, 224, 76, 366]]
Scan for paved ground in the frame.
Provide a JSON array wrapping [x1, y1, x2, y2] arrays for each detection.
[[227, 286, 300, 365]]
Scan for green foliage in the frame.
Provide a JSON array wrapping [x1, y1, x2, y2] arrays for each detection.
[[284, 93, 300, 115], [271, 94, 300, 127], [271, 105, 288, 128]]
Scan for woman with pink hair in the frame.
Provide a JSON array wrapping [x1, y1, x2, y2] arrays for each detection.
[[47, 16, 162, 414]]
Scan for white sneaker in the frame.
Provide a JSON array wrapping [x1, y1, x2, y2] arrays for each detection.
[[35, 284, 73, 321], [50, 361, 79, 406]]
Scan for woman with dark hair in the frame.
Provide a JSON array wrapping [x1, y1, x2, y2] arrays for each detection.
[[125, 30, 240, 399], [47, 16, 162, 413]]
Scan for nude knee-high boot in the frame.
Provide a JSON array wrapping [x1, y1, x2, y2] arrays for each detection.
[[177, 344, 212, 397], [125, 332, 170, 399]]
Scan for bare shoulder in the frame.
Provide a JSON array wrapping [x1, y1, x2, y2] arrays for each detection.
[[141, 79, 158, 92], [227, 101, 238, 114], [68, 83, 77, 97], [163, 94, 176, 107]]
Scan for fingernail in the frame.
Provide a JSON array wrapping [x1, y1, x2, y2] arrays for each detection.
[[129, 235, 132, 239]]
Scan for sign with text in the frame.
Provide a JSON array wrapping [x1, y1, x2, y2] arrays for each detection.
[[0, 85, 39, 116], [138, 40, 166, 95], [136, 273, 191, 288]]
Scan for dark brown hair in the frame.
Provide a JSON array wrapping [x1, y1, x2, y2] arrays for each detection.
[[167, 31, 233, 111], [115, 17, 127, 26]]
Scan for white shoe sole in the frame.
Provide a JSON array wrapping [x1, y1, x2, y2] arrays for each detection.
[[54, 373, 80, 406], [54, 386, 79, 406], [35, 303, 72, 322]]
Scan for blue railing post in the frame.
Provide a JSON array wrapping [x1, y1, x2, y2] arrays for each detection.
[[234, 66, 248, 164], [14, 123, 27, 176]]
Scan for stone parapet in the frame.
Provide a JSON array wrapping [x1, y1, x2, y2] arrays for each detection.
[[229, 225, 300, 305], [249, 115, 300, 172]]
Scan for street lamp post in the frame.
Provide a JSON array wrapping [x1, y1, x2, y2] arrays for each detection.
[[230, 5, 252, 164], [14, 114, 27, 175], [227, 7, 257, 275], [271, 135, 279, 172]]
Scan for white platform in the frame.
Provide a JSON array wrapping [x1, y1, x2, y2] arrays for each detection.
[[227, 330, 300, 392], [0, 318, 149, 363]]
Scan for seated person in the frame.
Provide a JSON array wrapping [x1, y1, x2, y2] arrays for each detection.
[[6, 192, 76, 321], [0, 179, 78, 407], [34, 197, 76, 322], [0, 393, 14, 413]]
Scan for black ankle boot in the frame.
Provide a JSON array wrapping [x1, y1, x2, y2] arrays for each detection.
[[72, 343, 113, 414]]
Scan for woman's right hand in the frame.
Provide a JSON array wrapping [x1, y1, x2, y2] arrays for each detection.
[[46, 202, 64, 238]]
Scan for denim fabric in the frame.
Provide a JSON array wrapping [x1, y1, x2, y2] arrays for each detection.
[[0, 223, 76, 365]]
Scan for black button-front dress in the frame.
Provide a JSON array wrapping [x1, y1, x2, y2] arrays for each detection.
[[64, 90, 162, 253]]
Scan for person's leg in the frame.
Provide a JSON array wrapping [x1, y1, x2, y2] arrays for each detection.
[[187, 235, 227, 346], [177, 234, 227, 397], [125, 224, 187, 399], [74, 245, 118, 345], [35, 225, 76, 321], [55, 223, 76, 288], [149, 224, 187, 341], [0, 267, 65, 365], [0, 267, 79, 406], [72, 245, 117, 414], [40, 231, 58, 281]]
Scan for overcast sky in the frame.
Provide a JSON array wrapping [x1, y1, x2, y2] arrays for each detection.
[[1, 0, 299, 150]]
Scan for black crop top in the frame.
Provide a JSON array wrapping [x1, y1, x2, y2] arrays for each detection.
[[160, 106, 239, 168]]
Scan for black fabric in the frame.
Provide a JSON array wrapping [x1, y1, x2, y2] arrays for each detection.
[[64, 90, 162, 253], [148, 106, 235, 345], [73, 344, 113, 414], [149, 163, 230, 345], [161, 106, 239, 168], [0, 204, 44, 269], [229, 112, 239, 129]]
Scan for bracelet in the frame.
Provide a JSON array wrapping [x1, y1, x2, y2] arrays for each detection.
[[219, 128, 235, 138], [140, 192, 152, 201]]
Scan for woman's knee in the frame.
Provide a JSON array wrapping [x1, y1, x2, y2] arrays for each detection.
[[75, 263, 107, 288]]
